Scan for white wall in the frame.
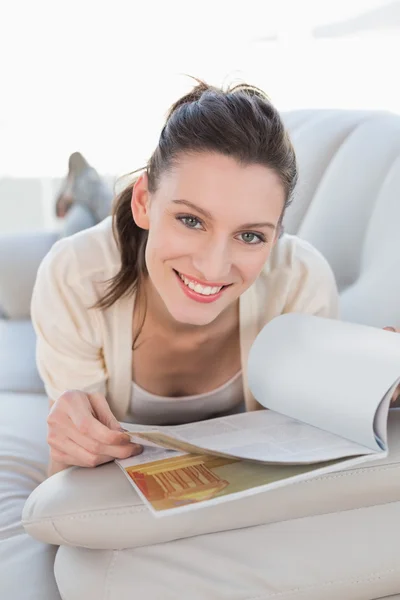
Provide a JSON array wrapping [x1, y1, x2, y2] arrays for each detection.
[[0, 178, 58, 234], [1, 0, 399, 233]]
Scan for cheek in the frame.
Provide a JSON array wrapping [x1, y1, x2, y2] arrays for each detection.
[[145, 219, 189, 265], [236, 246, 272, 283]]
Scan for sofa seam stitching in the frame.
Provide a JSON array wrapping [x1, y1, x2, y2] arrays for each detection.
[[104, 550, 119, 600], [32, 496, 400, 523], [22, 464, 400, 524], [22, 504, 147, 524], [245, 565, 400, 599], [50, 520, 70, 545], [22, 498, 400, 550]]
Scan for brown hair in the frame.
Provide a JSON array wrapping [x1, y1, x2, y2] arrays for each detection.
[[96, 79, 298, 311]]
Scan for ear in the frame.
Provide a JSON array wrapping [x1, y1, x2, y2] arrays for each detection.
[[131, 172, 150, 230]]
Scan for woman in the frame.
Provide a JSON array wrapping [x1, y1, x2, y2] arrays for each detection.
[[55, 152, 113, 236], [32, 80, 368, 478]]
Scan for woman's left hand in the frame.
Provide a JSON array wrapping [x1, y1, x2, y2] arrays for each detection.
[[383, 326, 400, 404]]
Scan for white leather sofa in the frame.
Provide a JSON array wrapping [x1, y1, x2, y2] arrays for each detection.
[[1, 109, 400, 600]]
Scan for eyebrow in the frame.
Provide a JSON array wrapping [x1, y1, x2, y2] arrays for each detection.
[[171, 199, 277, 230]]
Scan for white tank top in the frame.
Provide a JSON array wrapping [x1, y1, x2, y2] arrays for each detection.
[[128, 371, 244, 425]]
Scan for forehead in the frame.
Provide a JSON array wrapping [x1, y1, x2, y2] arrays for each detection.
[[156, 152, 285, 222]]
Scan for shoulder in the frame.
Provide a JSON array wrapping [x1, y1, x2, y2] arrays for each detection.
[[36, 217, 121, 300], [266, 233, 334, 281], [252, 233, 339, 320], [31, 217, 123, 349]]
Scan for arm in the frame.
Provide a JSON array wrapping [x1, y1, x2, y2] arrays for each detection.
[[31, 240, 140, 476], [46, 395, 141, 478], [47, 399, 67, 477]]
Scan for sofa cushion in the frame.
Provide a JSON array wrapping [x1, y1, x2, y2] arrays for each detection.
[[0, 231, 57, 319], [0, 320, 44, 394], [0, 392, 49, 538], [22, 409, 400, 551], [0, 393, 58, 599], [54, 501, 400, 600], [0, 534, 60, 600]]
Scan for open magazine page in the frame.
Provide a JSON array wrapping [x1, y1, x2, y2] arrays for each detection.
[[248, 314, 400, 451], [373, 380, 400, 448], [123, 409, 379, 465], [116, 445, 382, 516]]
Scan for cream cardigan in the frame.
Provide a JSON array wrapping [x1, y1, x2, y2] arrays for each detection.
[[31, 218, 339, 421]]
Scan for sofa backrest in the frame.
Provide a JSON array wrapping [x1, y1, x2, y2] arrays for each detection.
[[0, 231, 58, 319], [1, 109, 400, 328], [282, 109, 400, 327]]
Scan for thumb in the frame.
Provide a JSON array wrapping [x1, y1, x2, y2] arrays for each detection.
[[88, 392, 121, 431]]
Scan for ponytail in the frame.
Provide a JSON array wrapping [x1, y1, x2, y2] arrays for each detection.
[[95, 177, 148, 310]]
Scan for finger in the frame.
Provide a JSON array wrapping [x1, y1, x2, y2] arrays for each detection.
[[384, 326, 396, 332], [66, 427, 143, 460], [88, 392, 122, 431], [68, 403, 129, 447], [51, 390, 143, 454], [49, 436, 113, 468]]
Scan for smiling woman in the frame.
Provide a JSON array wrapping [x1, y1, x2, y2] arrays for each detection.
[[30, 79, 339, 476], [130, 152, 286, 328]]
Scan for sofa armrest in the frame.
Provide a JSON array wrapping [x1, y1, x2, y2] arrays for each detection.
[[22, 410, 400, 551], [0, 231, 58, 319]]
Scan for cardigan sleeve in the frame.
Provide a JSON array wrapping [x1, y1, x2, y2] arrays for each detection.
[[30, 239, 107, 402]]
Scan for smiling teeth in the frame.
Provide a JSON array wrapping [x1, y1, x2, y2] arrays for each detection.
[[178, 273, 222, 296]]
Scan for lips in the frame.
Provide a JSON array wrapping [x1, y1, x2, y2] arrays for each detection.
[[173, 269, 231, 303], [177, 272, 224, 296]]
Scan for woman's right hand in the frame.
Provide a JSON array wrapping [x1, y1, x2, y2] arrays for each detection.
[[47, 390, 143, 472]]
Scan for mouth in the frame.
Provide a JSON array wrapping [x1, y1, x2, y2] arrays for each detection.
[[173, 269, 231, 303]]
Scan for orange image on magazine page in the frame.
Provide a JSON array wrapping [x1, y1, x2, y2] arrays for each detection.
[[120, 448, 347, 513], [125, 454, 237, 510]]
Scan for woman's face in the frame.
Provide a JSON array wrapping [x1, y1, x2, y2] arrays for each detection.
[[132, 152, 285, 327]]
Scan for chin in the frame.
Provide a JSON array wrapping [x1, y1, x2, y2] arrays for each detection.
[[167, 304, 222, 327]]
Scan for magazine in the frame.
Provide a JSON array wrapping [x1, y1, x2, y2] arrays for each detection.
[[116, 313, 400, 516]]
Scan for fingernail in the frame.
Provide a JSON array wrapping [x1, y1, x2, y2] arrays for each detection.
[[118, 427, 129, 432], [132, 444, 143, 455]]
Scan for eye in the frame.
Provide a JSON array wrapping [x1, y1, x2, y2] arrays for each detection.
[[237, 232, 266, 245], [177, 215, 203, 230]]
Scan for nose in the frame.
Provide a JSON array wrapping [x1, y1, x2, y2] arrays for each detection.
[[191, 237, 232, 283]]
